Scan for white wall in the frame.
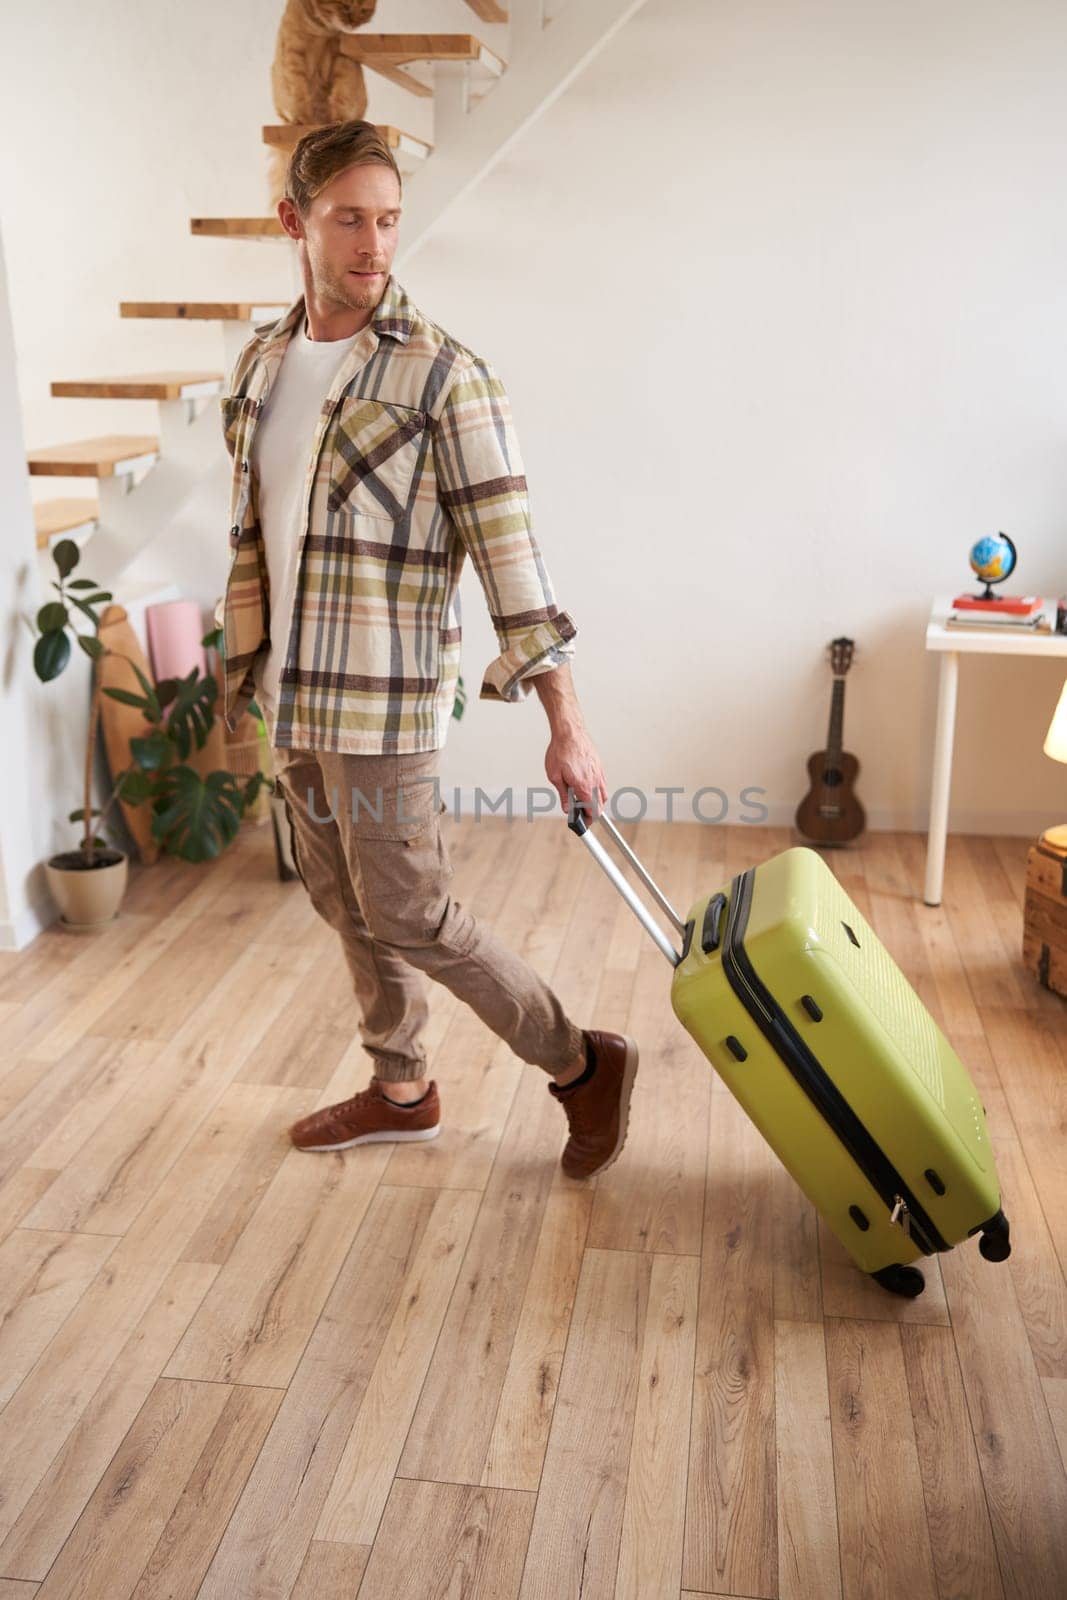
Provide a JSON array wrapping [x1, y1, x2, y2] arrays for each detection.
[[0, 224, 88, 948], [3, 0, 1066, 912]]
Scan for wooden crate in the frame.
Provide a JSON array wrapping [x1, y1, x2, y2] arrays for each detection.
[[1022, 833, 1067, 999]]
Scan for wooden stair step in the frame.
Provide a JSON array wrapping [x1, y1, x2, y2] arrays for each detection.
[[119, 300, 288, 322], [52, 371, 223, 401], [33, 498, 100, 549], [337, 33, 506, 97], [463, 0, 508, 22], [262, 122, 432, 170], [190, 218, 286, 240], [28, 436, 160, 478]]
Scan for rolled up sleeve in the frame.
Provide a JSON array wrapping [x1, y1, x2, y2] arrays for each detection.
[[433, 354, 577, 703]]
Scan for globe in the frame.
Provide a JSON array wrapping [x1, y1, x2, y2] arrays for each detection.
[[968, 532, 1017, 599]]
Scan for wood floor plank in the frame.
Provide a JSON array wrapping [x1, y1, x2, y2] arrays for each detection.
[[986, 1134, 1067, 1378], [0, 1228, 119, 1407], [21, 945, 313, 1235], [480, 1186, 594, 1491], [195, 1185, 446, 1599], [941, 1218, 1067, 1600], [774, 1319, 842, 1600], [0, 1581, 39, 1596], [27, 902, 228, 1064], [127, 1385, 282, 1600], [771, 1160, 823, 1324], [315, 1188, 481, 1543], [959, 836, 1035, 1004], [32, 1378, 231, 1600], [0, 1082, 278, 1547], [990, 834, 1031, 910], [587, 819, 709, 1256], [936, 834, 1032, 1012], [0, 922, 86, 1004], [396, 1065, 571, 1485], [291, 1539, 371, 1597], [0, 1261, 216, 1581], [47, 915, 225, 1059], [178, 1085, 309, 1266], [614, 1254, 700, 1600], [900, 1324, 1005, 1600], [0, 1038, 160, 1190], [825, 1317, 939, 1600], [163, 1101, 392, 1386], [0, 915, 165, 1067], [979, 1005, 1067, 1285], [0, 1169, 59, 1244], [20, 1040, 162, 1176], [682, 1099, 776, 1600], [517, 1248, 653, 1600], [897, 838, 985, 1038], [359, 1479, 535, 1600], [1045, 1377, 1067, 1474]]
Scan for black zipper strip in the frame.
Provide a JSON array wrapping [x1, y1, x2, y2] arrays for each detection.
[[719, 869, 947, 1256]]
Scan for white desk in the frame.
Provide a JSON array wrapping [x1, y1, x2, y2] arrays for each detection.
[[923, 596, 1067, 906]]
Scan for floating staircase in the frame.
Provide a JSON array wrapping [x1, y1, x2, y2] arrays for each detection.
[[335, 33, 506, 99]]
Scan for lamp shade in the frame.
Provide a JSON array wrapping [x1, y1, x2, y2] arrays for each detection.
[[1045, 680, 1067, 765]]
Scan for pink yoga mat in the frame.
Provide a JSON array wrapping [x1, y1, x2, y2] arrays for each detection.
[[145, 600, 207, 683]]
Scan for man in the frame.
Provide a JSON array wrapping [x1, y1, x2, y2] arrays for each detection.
[[216, 121, 638, 1180]]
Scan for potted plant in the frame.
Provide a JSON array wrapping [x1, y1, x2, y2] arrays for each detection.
[[30, 538, 268, 931]]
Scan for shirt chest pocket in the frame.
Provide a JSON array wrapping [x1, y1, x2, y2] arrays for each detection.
[[327, 396, 429, 522]]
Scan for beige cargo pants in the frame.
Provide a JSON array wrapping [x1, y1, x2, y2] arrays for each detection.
[[271, 747, 585, 1083]]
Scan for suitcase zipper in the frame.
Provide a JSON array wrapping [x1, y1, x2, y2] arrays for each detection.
[[719, 869, 947, 1256]]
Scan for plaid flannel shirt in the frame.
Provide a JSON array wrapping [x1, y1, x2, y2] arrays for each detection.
[[217, 274, 577, 751]]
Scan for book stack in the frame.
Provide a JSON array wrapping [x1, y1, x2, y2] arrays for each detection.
[[946, 594, 1052, 633]]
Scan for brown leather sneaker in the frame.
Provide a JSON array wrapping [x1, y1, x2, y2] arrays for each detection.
[[289, 1079, 441, 1152], [548, 1030, 639, 1180]]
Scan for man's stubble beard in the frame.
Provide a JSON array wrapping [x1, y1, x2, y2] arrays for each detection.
[[310, 251, 379, 313]]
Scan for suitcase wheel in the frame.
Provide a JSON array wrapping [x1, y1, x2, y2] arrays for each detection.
[[978, 1210, 1012, 1263], [870, 1263, 926, 1298]]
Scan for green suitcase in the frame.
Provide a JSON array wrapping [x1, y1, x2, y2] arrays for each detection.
[[569, 813, 1011, 1298]]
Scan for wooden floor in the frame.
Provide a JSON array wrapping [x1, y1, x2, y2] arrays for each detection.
[[0, 816, 1065, 1600]]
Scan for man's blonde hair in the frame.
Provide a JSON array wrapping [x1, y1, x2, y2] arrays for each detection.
[[286, 120, 402, 217]]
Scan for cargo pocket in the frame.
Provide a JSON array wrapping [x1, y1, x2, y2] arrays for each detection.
[[346, 752, 440, 843]]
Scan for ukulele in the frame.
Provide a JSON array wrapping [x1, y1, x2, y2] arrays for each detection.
[[795, 637, 866, 845]]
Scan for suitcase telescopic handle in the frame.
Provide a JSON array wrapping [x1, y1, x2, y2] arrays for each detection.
[[567, 807, 685, 967]]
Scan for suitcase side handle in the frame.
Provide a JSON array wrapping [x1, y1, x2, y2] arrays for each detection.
[[567, 806, 685, 967]]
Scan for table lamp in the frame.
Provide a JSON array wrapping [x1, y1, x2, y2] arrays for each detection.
[[1043, 679, 1067, 848]]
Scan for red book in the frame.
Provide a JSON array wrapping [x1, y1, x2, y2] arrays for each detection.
[[952, 593, 1044, 616]]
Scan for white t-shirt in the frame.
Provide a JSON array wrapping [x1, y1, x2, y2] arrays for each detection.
[[250, 316, 362, 737]]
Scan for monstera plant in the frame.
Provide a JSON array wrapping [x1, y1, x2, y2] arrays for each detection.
[[30, 538, 268, 930]]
